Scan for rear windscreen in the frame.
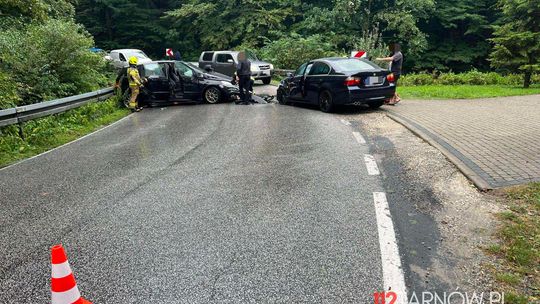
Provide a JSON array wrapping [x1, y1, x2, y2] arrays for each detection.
[[332, 59, 380, 73]]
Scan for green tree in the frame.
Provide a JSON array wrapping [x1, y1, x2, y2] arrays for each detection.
[[415, 0, 497, 72], [490, 0, 540, 87], [164, 0, 301, 59], [76, 0, 180, 58]]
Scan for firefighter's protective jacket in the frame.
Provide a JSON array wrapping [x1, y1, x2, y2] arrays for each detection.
[[128, 67, 143, 87]]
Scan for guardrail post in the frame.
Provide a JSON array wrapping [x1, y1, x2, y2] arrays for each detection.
[[17, 121, 25, 140]]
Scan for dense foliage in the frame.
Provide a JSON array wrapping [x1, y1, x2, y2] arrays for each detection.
[[0, 0, 109, 108], [490, 0, 540, 88], [400, 71, 540, 86], [72, 0, 539, 86]]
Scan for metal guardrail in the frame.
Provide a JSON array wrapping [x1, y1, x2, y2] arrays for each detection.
[[0, 88, 114, 128]]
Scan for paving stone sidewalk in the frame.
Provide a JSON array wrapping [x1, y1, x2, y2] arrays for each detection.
[[385, 95, 540, 189]]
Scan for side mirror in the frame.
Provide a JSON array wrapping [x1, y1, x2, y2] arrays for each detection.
[[227, 59, 234, 64], [287, 72, 293, 78], [204, 65, 214, 73]]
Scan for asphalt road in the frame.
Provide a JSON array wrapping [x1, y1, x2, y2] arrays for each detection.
[[0, 101, 388, 302]]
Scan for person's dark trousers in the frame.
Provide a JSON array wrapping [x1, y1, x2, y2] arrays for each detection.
[[239, 75, 252, 103]]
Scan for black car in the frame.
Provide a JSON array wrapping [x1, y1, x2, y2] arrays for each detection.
[[115, 60, 239, 107], [276, 57, 396, 112]]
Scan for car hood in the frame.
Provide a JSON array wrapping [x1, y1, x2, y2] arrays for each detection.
[[250, 60, 271, 66], [204, 72, 232, 82]]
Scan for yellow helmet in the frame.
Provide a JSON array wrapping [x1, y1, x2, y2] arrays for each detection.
[[128, 56, 138, 65]]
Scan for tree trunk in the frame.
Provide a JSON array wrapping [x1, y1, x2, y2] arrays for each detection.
[[524, 72, 531, 88]]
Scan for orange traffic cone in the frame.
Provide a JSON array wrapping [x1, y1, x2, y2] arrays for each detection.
[[50, 244, 92, 304]]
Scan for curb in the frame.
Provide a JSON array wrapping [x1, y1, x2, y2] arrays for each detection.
[[386, 112, 492, 191]]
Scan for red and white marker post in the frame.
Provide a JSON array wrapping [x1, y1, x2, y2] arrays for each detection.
[[351, 50, 367, 58]]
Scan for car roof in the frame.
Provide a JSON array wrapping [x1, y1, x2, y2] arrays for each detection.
[[111, 49, 145, 53], [202, 50, 239, 54]]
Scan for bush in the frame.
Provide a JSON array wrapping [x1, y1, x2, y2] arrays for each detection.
[[0, 71, 20, 109], [400, 71, 539, 86], [0, 19, 110, 107], [259, 34, 341, 69]]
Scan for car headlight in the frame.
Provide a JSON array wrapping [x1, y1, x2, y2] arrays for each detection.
[[270, 64, 274, 70], [251, 65, 260, 72], [220, 81, 234, 88]]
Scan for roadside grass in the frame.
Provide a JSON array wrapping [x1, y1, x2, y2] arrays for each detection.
[[398, 85, 540, 99], [0, 97, 130, 168], [486, 183, 540, 304]]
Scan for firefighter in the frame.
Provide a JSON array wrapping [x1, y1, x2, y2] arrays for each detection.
[[127, 56, 143, 112]]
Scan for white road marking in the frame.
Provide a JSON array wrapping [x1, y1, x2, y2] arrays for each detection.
[[340, 119, 351, 126], [352, 131, 366, 144], [373, 192, 407, 303], [364, 154, 380, 175]]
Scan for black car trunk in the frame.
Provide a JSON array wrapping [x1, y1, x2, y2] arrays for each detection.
[[351, 70, 389, 88]]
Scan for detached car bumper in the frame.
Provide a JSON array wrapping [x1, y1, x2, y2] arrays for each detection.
[[335, 84, 396, 106]]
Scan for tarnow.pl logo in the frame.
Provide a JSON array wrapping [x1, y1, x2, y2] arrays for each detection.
[[373, 291, 505, 304]]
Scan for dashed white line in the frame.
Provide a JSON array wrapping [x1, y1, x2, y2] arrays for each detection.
[[340, 119, 351, 126], [373, 192, 407, 303], [352, 131, 366, 144], [364, 154, 380, 175]]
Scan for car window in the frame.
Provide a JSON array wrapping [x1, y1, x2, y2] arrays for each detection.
[[144, 63, 166, 77], [124, 51, 149, 60], [202, 52, 214, 61], [295, 63, 308, 76], [331, 59, 380, 72], [216, 54, 234, 63], [308, 62, 330, 75], [119, 53, 126, 62], [175, 62, 194, 77], [305, 63, 313, 76]]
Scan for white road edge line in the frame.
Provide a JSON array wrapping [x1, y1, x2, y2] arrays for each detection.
[[340, 119, 351, 126], [352, 131, 366, 144], [373, 192, 407, 303], [364, 154, 380, 175], [0, 114, 132, 172]]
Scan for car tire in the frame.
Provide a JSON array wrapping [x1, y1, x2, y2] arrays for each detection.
[[277, 89, 288, 105], [262, 77, 271, 85], [119, 88, 130, 108], [368, 100, 384, 109], [318, 90, 334, 113], [203, 86, 221, 104]]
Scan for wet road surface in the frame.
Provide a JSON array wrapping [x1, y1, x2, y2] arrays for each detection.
[[0, 102, 389, 303]]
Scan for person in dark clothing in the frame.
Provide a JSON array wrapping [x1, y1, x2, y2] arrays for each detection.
[[173, 50, 182, 61], [376, 43, 403, 105], [236, 51, 252, 105]]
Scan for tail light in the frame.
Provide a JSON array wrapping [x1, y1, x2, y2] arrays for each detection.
[[345, 77, 362, 86], [387, 73, 395, 83]]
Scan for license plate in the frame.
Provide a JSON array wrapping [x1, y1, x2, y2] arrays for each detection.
[[366, 76, 382, 85]]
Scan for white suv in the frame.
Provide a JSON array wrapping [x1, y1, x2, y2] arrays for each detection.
[[106, 49, 153, 70]]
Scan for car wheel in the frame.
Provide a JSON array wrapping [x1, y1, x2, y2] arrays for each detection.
[[118, 88, 130, 108], [277, 89, 288, 105], [319, 90, 334, 113], [262, 77, 271, 85], [204, 86, 221, 104], [369, 100, 384, 109]]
